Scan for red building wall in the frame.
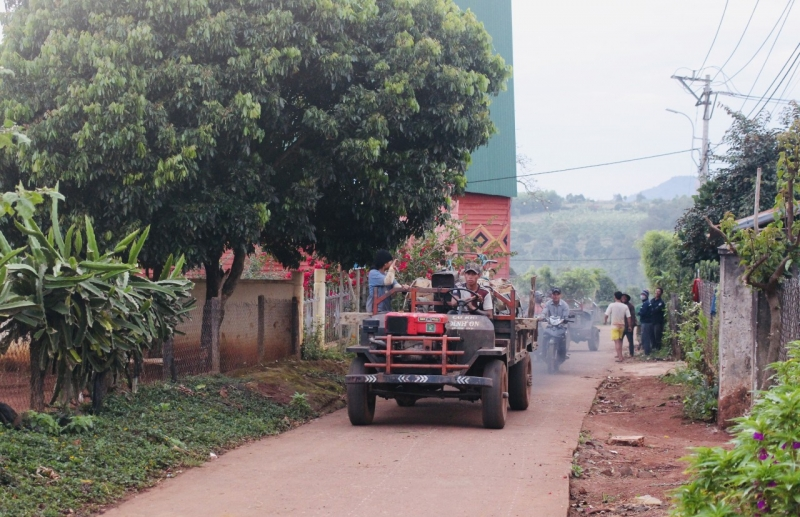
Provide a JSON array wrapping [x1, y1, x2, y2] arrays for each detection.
[[453, 193, 512, 278]]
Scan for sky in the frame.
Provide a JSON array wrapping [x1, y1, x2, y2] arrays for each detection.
[[511, 0, 800, 200]]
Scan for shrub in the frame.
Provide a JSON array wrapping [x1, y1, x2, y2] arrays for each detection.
[[671, 341, 800, 516]]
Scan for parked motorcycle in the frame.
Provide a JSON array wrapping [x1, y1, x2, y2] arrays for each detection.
[[539, 315, 572, 374]]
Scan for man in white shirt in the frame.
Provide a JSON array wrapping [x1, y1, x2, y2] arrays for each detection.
[[604, 291, 632, 363]]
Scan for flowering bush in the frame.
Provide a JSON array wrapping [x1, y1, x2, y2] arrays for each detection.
[[394, 219, 510, 283], [671, 341, 800, 516]]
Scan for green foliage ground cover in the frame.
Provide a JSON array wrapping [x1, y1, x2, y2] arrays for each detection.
[[0, 371, 339, 517], [671, 342, 800, 516]]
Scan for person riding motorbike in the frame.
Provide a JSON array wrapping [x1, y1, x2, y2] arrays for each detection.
[[538, 287, 571, 368]]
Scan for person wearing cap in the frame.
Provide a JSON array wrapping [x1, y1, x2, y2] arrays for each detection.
[[448, 263, 494, 318], [366, 249, 404, 313], [539, 287, 571, 322], [638, 289, 654, 355], [650, 288, 667, 351], [538, 287, 571, 363]]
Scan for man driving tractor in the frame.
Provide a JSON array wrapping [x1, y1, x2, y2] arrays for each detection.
[[447, 263, 493, 318]]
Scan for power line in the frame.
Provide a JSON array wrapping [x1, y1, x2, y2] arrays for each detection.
[[712, 0, 760, 83], [699, 0, 730, 72], [726, 0, 794, 83], [468, 149, 698, 185], [718, 91, 796, 104], [512, 258, 641, 263], [747, 42, 800, 118], [740, 0, 796, 111]]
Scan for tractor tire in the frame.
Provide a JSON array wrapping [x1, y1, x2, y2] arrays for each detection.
[[395, 396, 417, 407], [588, 328, 600, 351], [508, 353, 532, 411], [347, 356, 376, 425], [481, 359, 508, 429]]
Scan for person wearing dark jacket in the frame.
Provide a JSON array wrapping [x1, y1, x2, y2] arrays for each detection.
[[638, 289, 653, 356], [650, 288, 667, 350]]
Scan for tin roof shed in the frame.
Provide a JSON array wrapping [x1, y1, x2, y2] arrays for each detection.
[[453, 0, 518, 198]]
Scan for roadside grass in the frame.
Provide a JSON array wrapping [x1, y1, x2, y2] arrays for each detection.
[[0, 359, 347, 517]]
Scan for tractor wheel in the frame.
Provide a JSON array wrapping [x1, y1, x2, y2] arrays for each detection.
[[508, 353, 532, 411], [347, 356, 376, 425], [588, 328, 600, 351], [481, 359, 508, 429], [395, 396, 417, 407]]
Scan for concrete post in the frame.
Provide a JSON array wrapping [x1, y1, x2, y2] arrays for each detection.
[[313, 268, 326, 336], [291, 270, 304, 352], [257, 295, 266, 363], [717, 246, 755, 426]]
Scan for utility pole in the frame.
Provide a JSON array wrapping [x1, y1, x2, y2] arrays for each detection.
[[671, 73, 715, 183]]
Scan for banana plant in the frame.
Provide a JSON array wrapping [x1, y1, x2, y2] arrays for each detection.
[[0, 185, 195, 410]]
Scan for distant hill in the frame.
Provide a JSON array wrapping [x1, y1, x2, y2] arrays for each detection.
[[636, 176, 697, 200]]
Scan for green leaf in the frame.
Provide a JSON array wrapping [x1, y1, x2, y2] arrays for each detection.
[[85, 216, 99, 260]]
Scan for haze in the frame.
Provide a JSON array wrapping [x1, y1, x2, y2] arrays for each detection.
[[512, 0, 799, 200]]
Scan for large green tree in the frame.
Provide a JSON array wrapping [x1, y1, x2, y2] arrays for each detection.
[[675, 108, 794, 266], [0, 0, 509, 304]]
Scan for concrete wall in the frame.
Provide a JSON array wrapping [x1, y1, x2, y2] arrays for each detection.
[[717, 248, 755, 426], [173, 275, 304, 373]]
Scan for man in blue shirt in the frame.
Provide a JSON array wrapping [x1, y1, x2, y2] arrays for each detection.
[[366, 250, 405, 313]]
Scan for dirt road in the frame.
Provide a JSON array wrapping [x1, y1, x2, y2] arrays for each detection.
[[104, 335, 621, 517]]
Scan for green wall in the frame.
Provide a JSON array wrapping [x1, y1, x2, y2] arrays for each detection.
[[454, 0, 517, 198]]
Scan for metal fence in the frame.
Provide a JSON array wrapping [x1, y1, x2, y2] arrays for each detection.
[[0, 298, 296, 413]]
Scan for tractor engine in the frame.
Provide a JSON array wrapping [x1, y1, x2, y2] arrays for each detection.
[[384, 313, 448, 363]]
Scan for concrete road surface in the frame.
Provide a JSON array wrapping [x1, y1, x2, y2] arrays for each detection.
[[103, 334, 619, 517]]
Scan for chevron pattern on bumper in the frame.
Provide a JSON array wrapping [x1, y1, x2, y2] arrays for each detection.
[[345, 374, 492, 387]]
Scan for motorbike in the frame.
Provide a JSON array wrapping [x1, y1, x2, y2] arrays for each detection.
[[539, 315, 572, 374]]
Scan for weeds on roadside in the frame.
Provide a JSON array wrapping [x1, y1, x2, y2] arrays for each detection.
[[301, 325, 349, 361], [571, 462, 584, 478], [671, 341, 800, 516], [0, 376, 317, 517]]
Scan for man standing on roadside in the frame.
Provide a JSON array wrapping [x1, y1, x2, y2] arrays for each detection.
[[604, 291, 632, 363], [620, 293, 637, 358], [650, 288, 667, 351], [638, 290, 653, 355]]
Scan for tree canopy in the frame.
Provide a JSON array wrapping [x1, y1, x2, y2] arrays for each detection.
[[0, 0, 510, 300], [675, 108, 800, 266]]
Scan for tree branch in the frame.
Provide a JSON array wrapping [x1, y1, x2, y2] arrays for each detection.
[[222, 246, 246, 299], [273, 135, 307, 170], [704, 215, 738, 255]]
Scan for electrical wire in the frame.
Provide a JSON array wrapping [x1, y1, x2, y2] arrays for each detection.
[[718, 91, 796, 104], [740, 0, 797, 111], [747, 42, 800, 118], [712, 0, 760, 83], [699, 0, 730, 72], [468, 150, 698, 185], [778, 53, 800, 100], [511, 258, 641, 263], [725, 0, 794, 83]]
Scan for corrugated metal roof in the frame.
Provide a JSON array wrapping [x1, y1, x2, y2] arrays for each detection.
[[454, 0, 517, 198]]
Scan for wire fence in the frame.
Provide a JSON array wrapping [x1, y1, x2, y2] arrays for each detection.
[[0, 298, 296, 413], [779, 276, 800, 361], [698, 280, 719, 377]]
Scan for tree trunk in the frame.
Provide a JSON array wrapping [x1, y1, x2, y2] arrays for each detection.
[[199, 247, 247, 354], [91, 371, 108, 413], [29, 339, 46, 412], [760, 290, 783, 389]]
